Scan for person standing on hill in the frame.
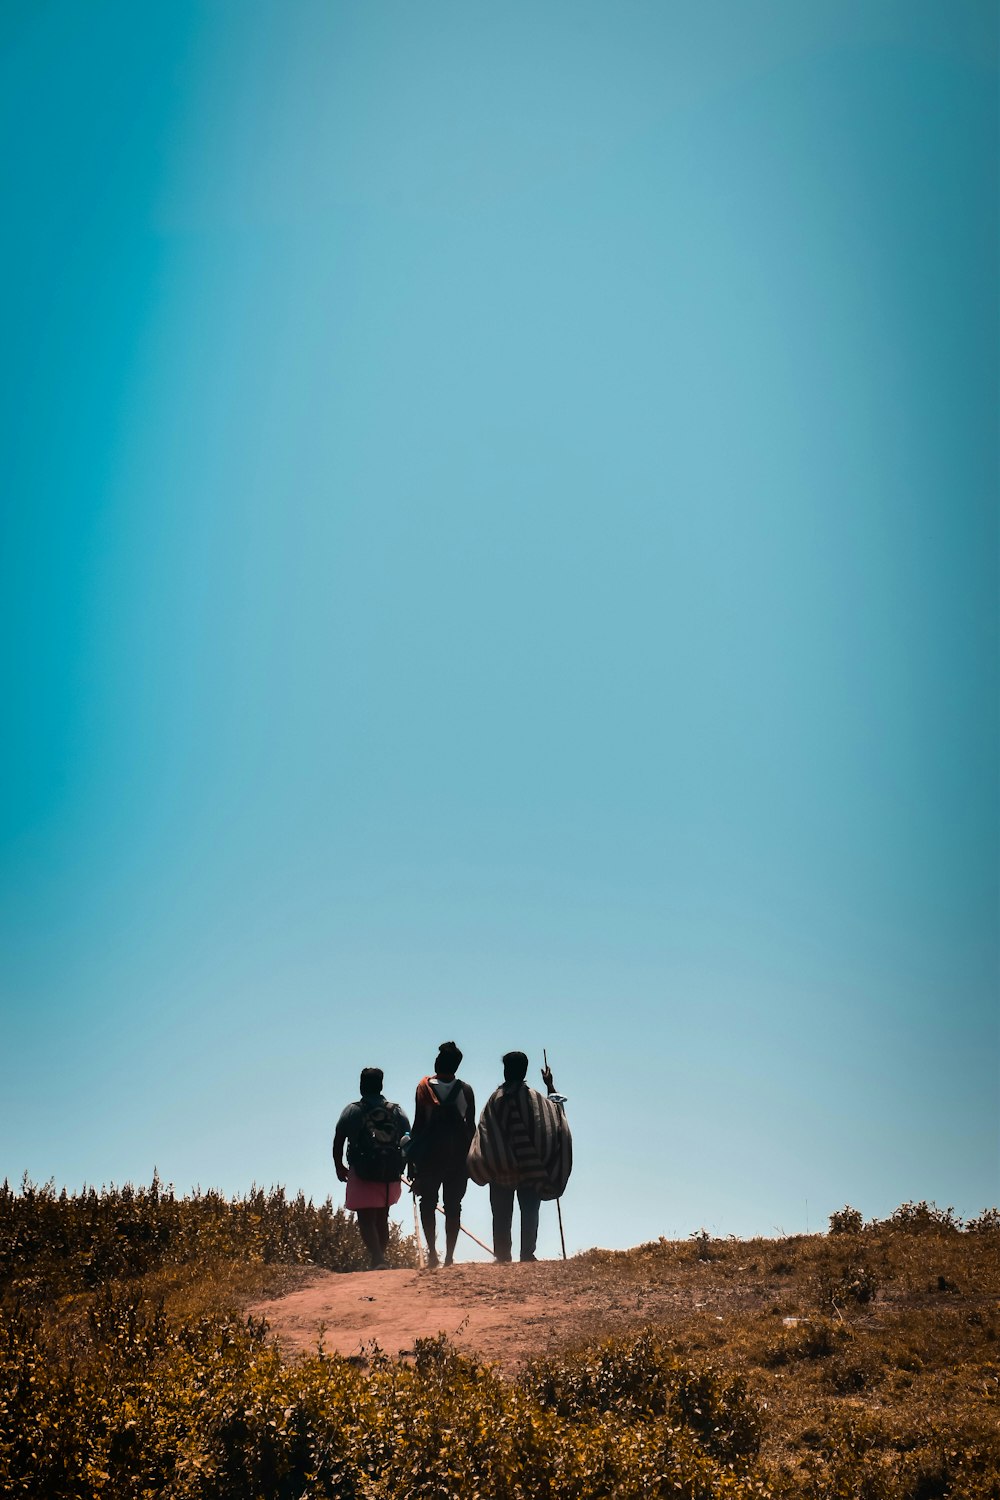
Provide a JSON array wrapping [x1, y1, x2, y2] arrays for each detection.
[[468, 1052, 572, 1263], [408, 1041, 476, 1267], [333, 1067, 410, 1270]]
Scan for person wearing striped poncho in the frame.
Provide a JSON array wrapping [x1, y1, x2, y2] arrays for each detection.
[[467, 1051, 572, 1263]]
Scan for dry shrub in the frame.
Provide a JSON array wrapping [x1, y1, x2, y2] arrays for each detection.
[[4, 1190, 1000, 1497], [1, 1174, 417, 1309], [814, 1256, 881, 1311], [827, 1205, 863, 1235], [764, 1317, 847, 1367], [1, 1296, 774, 1498]]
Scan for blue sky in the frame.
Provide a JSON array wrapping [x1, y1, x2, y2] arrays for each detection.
[[1, 1, 997, 1258]]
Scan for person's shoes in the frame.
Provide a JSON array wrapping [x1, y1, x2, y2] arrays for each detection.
[[519, 1253, 537, 1262], [425, 1249, 439, 1268], [495, 1253, 512, 1263], [443, 1254, 454, 1266], [372, 1260, 389, 1271]]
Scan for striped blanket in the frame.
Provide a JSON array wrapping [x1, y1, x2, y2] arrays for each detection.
[[467, 1084, 572, 1200]]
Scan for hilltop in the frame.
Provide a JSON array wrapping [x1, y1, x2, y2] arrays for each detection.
[[3, 1184, 999, 1496], [248, 1215, 1000, 1492]]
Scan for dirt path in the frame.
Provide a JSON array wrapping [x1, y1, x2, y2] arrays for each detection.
[[251, 1265, 555, 1368], [249, 1256, 769, 1372]]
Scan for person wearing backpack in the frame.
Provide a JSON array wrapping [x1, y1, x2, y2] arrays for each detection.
[[333, 1067, 411, 1270], [467, 1052, 571, 1263], [408, 1041, 476, 1268]]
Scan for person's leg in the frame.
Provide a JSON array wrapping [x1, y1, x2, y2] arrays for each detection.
[[489, 1184, 515, 1262], [376, 1209, 390, 1265], [355, 1209, 383, 1268], [441, 1168, 468, 1266], [516, 1186, 542, 1261], [418, 1174, 441, 1267]]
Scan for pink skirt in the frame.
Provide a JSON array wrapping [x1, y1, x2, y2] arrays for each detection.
[[344, 1168, 402, 1211]]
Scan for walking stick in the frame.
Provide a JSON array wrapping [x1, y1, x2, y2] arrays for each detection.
[[544, 1049, 568, 1261], [411, 1186, 424, 1267], [404, 1181, 495, 1258], [433, 1202, 495, 1258]]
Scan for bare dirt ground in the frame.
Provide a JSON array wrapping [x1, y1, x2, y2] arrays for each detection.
[[249, 1253, 775, 1372]]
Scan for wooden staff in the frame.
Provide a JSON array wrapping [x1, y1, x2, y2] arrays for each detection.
[[405, 1181, 495, 1257], [544, 1048, 568, 1261], [411, 1186, 424, 1266]]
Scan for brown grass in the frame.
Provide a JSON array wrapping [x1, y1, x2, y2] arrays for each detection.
[[168, 1217, 999, 1492], [545, 1226, 1000, 1493], [12, 1197, 999, 1495]]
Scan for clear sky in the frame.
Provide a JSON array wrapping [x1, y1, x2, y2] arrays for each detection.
[[2, 1, 997, 1259]]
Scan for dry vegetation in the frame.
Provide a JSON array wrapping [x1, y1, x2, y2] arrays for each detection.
[[558, 1204, 1000, 1497], [2, 1181, 998, 1497]]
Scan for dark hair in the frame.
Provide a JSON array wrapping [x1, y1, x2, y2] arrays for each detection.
[[502, 1050, 528, 1083], [435, 1040, 463, 1074], [359, 1067, 384, 1095]]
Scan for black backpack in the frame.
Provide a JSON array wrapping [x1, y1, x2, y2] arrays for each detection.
[[428, 1085, 465, 1132], [410, 1083, 469, 1170], [350, 1098, 406, 1183]]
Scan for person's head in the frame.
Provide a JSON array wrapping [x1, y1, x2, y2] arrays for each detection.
[[502, 1050, 529, 1084], [434, 1040, 462, 1078], [359, 1067, 384, 1097]]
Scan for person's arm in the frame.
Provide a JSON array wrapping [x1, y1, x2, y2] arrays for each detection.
[[540, 1066, 568, 1111], [412, 1083, 432, 1137], [332, 1121, 349, 1182], [333, 1102, 357, 1183], [463, 1083, 477, 1144], [403, 1091, 425, 1177], [393, 1104, 412, 1179]]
